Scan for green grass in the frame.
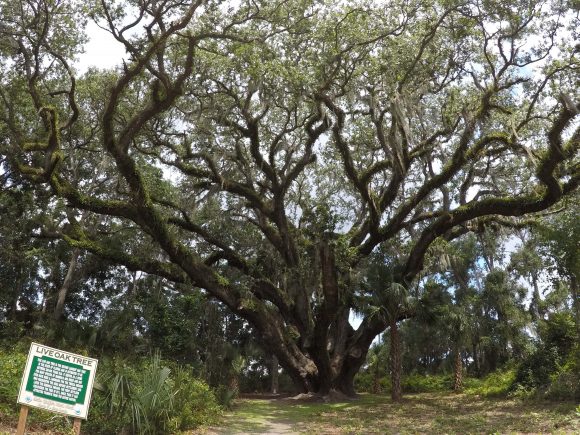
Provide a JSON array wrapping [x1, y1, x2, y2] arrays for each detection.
[[199, 393, 580, 434], [3, 392, 578, 434]]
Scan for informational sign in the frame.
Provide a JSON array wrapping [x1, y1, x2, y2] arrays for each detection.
[[17, 343, 98, 419]]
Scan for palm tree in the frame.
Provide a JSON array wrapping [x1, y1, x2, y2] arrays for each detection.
[[363, 253, 415, 401], [448, 307, 470, 392]]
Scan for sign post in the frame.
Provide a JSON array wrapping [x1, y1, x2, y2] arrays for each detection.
[[17, 342, 98, 433], [15, 405, 28, 435], [73, 417, 82, 435]]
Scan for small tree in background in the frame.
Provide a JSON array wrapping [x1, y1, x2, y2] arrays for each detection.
[[363, 251, 416, 401]]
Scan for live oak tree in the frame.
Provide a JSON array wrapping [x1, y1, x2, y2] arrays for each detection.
[[1, 0, 578, 395]]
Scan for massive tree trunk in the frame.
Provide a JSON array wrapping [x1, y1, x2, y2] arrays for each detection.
[[235, 240, 392, 397], [389, 319, 402, 401], [253, 302, 378, 396]]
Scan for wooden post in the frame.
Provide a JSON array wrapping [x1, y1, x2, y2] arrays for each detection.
[[16, 405, 29, 435], [72, 418, 82, 435]]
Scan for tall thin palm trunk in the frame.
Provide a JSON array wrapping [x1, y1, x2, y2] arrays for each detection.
[[271, 354, 279, 394], [390, 320, 402, 401], [453, 346, 463, 392]]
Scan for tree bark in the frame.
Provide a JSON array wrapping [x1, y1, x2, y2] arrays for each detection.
[[228, 374, 240, 396], [335, 352, 365, 397], [453, 346, 463, 392], [271, 354, 279, 394], [53, 249, 80, 320], [253, 298, 378, 397], [389, 319, 402, 401]]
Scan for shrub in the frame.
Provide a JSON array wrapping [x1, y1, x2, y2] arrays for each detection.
[[538, 313, 577, 356], [513, 346, 561, 390], [402, 374, 452, 393], [86, 354, 221, 434], [546, 368, 580, 400], [0, 347, 221, 434], [170, 368, 221, 430], [510, 314, 578, 399], [133, 353, 175, 434], [0, 348, 27, 417], [83, 358, 138, 434], [354, 371, 390, 393], [356, 372, 454, 394], [0, 321, 25, 345], [546, 345, 580, 401], [463, 368, 516, 397]]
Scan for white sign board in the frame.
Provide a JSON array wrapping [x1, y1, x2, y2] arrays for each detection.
[[17, 342, 98, 419]]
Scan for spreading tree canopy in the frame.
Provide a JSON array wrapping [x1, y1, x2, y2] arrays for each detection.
[[1, 0, 578, 395]]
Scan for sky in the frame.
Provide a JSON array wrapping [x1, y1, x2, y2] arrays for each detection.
[[77, 21, 126, 72]]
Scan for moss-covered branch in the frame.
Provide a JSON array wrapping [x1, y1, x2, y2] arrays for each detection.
[[402, 101, 580, 282]]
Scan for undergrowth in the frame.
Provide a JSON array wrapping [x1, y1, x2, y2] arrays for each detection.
[[0, 346, 221, 434], [356, 368, 517, 397]]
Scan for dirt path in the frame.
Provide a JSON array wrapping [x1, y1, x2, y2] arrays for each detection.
[[203, 420, 297, 435], [0, 426, 60, 435], [200, 398, 299, 435]]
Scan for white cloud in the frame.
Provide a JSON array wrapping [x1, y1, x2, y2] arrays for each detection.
[[76, 21, 126, 73]]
